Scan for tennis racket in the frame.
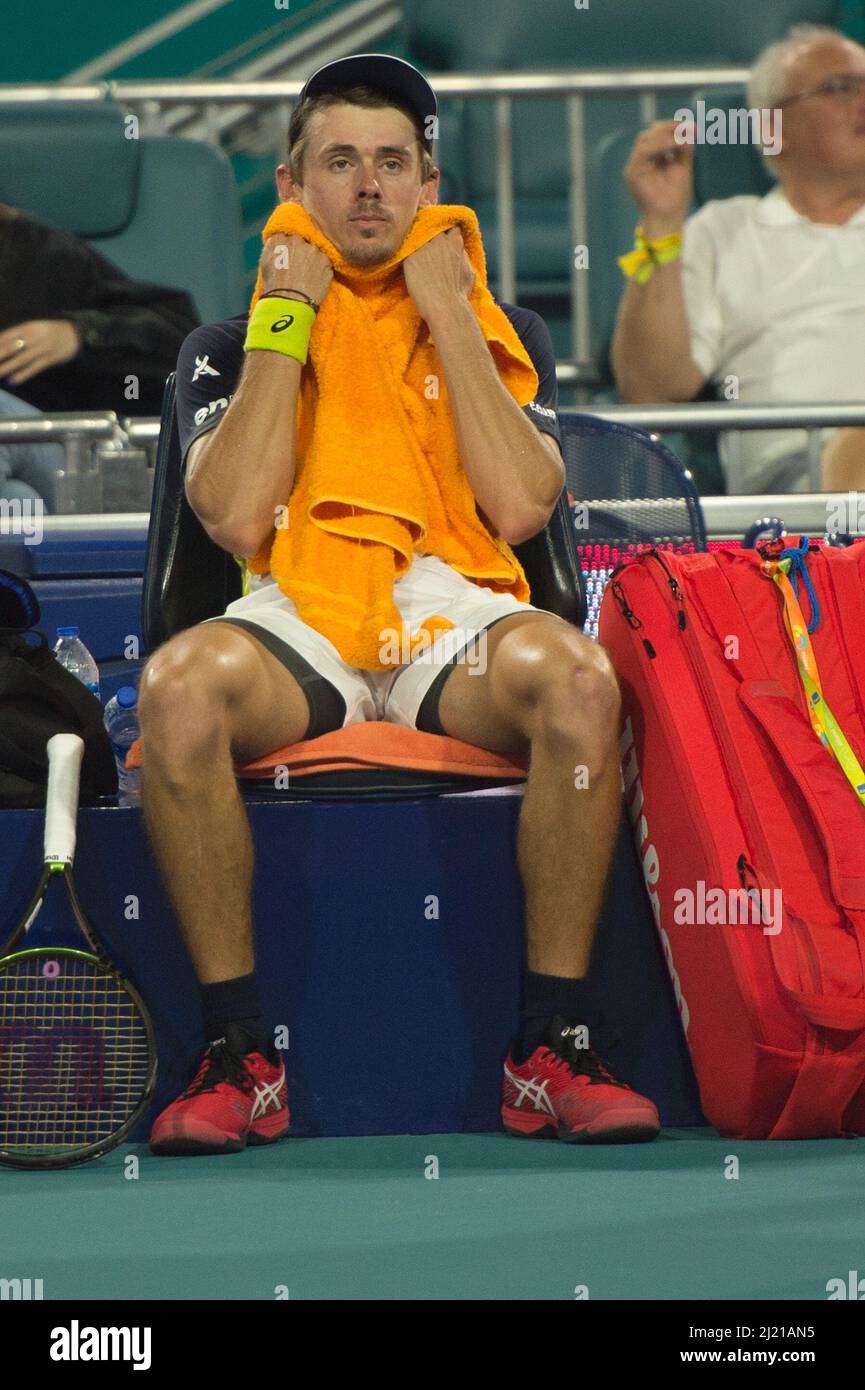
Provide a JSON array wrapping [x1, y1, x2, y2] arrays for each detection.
[[0, 733, 156, 1169]]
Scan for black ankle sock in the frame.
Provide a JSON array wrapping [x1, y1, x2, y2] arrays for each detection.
[[515, 971, 595, 1060], [200, 972, 266, 1052]]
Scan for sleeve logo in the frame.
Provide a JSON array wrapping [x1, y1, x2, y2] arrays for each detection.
[[192, 354, 220, 382], [193, 396, 230, 426], [527, 400, 556, 420]]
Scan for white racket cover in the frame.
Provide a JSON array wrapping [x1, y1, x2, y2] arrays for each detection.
[[43, 733, 85, 866]]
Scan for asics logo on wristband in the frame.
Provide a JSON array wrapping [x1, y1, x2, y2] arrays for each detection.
[[270, 316, 295, 334]]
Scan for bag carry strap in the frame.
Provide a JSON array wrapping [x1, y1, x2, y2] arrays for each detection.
[[740, 858, 865, 1030], [770, 1028, 865, 1139], [738, 683, 865, 910], [676, 558, 865, 1035], [732, 690, 865, 1033], [685, 555, 865, 904]]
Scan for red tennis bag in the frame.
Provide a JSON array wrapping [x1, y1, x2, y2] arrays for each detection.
[[598, 539, 865, 1138]]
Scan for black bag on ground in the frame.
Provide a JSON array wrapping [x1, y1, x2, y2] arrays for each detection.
[[0, 569, 118, 808]]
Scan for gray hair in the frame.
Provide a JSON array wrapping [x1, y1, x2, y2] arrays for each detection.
[[748, 23, 854, 109], [747, 24, 857, 179]]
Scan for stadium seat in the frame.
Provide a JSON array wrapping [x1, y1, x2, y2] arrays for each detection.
[[404, 0, 838, 330], [0, 101, 246, 323], [690, 87, 776, 206], [587, 128, 648, 379], [559, 413, 708, 637], [403, 0, 840, 68], [562, 415, 708, 547]]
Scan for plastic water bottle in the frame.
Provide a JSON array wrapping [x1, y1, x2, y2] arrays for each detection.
[[103, 685, 141, 806], [53, 626, 100, 700]]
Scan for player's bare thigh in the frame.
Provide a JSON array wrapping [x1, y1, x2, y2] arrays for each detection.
[[138, 621, 312, 765], [435, 610, 604, 755]]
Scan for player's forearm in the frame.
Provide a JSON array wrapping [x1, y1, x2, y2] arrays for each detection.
[[427, 298, 563, 544], [186, 350, 302, 557], [611, 264, 704, 403]]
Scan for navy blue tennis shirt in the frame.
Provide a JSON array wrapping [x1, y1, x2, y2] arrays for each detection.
[[175, 301, 562, 469]]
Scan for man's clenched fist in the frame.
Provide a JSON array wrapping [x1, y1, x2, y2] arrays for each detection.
[[623, 120, 694, 237], [403, 228, 475, 325], [260, 234, 334, 306]]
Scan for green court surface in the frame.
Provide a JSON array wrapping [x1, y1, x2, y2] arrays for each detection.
[[2, 1129, 864, 1300]]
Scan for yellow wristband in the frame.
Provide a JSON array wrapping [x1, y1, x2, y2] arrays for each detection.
[[243, 296, 316, 362], [618, 224, 683, 284]]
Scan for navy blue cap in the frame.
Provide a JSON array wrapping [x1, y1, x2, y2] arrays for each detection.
[[298, 53, 438, 151]]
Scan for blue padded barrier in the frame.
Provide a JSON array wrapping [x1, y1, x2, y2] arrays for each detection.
[[0, 520, 147, 663], [0, 521, 147, 579], [1, 795, 705, 1140], [28, 578, 141, 664]]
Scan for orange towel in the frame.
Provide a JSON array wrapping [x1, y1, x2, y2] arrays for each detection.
[[245, 202, 538, 671]]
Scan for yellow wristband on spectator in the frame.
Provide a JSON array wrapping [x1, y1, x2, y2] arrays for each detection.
[[618, 225, 683, 285], [243, 296, 316, 362]]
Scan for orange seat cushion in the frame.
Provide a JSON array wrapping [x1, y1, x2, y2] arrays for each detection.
[[126, 720, 529, 781]]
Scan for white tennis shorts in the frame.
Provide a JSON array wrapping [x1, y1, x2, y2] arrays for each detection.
[[200, 553, 541, 738]]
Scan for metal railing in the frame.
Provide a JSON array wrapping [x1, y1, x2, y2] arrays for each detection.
[[7, 496, 854, 545], [0, 413, 146, 515], [0, 412, 122, 448], [1, 406, 863, 543], [581, 402, 865, 491], [0, 68, 750, 379]]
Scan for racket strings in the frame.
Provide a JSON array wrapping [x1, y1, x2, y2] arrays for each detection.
[[0, 955, 151, 1153]]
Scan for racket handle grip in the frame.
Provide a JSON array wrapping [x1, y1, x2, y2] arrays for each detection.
[[44, 733, 85, 865]]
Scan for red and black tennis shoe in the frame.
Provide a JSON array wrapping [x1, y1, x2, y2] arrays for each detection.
[[150, 1023, 288, 1156], [502, 1015, 660, 1144]]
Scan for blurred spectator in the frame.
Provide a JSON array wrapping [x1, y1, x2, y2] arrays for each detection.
[[0, 203, 198, 507], [0, 203, 198, 417], [0, 388, 62, 511], [612, 24, 865, 495]]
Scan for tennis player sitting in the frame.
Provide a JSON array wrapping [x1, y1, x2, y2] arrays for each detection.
[[142, 54, 660, 1155]]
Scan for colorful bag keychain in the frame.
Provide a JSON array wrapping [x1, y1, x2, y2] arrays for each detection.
[[761, 536, 865, 806]]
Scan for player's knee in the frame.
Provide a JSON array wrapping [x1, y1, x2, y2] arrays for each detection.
[[534, 638, 621, 753], [138, 629, 238, 735]]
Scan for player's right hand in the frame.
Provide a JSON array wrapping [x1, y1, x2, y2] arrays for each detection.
[[623, 120, 693, 236], [260, 234, 334, 304]]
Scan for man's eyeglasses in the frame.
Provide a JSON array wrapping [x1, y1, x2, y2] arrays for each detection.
[[778, 73, 865, 108]]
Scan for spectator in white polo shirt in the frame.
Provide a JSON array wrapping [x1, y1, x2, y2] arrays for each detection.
[[611, 24, 865, 495]]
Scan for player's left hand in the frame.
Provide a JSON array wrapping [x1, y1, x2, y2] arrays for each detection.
[[0, 320, 82, 385], [403, 228, 475, 323]]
